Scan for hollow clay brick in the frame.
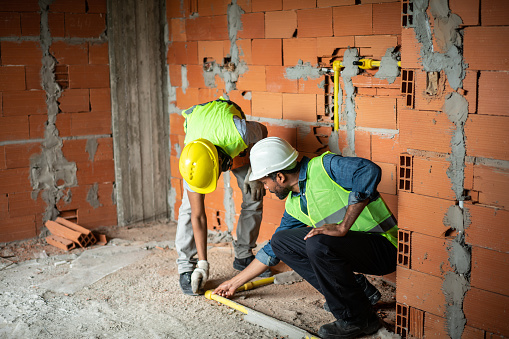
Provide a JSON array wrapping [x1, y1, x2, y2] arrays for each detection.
[[50, 41, 89, 65], [175, 87, 199, 110], [0, 116, 29, 142], [478, 71, 509, 117], [298, 77, 324, 95], [48, 12, 65, 37], [0, 215, 36, 243], [198, 40, 224, 65], [376, 162, 397, 195], [186, 16, 228, 41], [466, 115, 509, 161], [282, 93, 316, 122], [481, 0, 509, 26], [398, 191, 454, 237], [59, 89, 90, 113], [69, 64, 110, 89], [251, 91, 282, 119], [186, 64, 206, 89], [265, 10, 297, 39], [0, 12, 21, 37], [4, 143, 41, 169], [45, 220, 84, 244], [89, 42, 108, 65], [252, 0, 282, 13], [283, 0, 315, 10], [266, 66, 298, 93], [471, 245, 509, 296], [399, 108, 454, 154], [380, 193, 398, 218], [424, 312, 484, 339], [464, 287, 509, 337], [1, 41, 42, 66], [400, 29, 421, 69], [252, 39, 282, 66], [239, 12, 264, 39], [46, 235, 76, 251], [20, 12, 39, 36], [266, 124, 297, 147], [411, 232, 453, 278], [25, 66, 42, 90], [236, 66, 266, 92], [65, 13, 106, 38], [78, 205, 118, 228], [355, 130, 371, 160], [283, 38, 317, 66], [198, 88, 223, 103], [29, 115, 47, 139], [372, 2, 401, 35], [226, 90, 252, 116], [465, 204, 508, 253], [0, 66, 25, 91], [464, 26, 509, 71], [297, 7, 333, 38], [473, 164, 509, 209], [316, 36, 355, 57], [333, 5, 372, 37], [236, 39, 253, 65], [2, 91, 47, 116], [170, 18, 186, 42], [412, 157, 457, 201], [356, 96, 397, 130], [75, 159, 115, 185]]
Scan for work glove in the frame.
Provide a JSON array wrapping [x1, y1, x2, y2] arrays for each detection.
[[191, 260, 209, 294], [244, 167, 265, 201]]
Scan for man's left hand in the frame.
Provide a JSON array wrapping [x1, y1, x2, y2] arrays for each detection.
[[304, 223, 349, 240], [244, 167, 265, 201]]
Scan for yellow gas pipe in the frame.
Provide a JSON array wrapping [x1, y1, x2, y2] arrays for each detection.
[[235, 276, 275, 292]]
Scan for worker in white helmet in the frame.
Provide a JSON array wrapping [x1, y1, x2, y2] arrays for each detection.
[[214, 137, 398, 339], [177, 98, 269, 296]]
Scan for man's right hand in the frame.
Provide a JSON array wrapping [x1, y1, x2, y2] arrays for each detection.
[[213, 280, 238, 298]]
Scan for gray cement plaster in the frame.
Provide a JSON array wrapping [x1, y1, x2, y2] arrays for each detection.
[[375, 48, 401, 84], [341, 48, 360, 157], [29, 1, 77, 224]]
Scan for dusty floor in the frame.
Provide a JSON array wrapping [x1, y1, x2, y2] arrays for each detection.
[[0, 221, 399, 339]]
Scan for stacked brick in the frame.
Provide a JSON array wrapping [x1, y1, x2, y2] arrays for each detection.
[[45, 217, 97, 250], [167, 0, 402, 240], [0, 0, 116, 243], [394, 0, 509, 337]]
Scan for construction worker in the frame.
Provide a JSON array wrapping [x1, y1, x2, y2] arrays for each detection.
[[213, 137, 398, 339], [176, 97, 269, 296]]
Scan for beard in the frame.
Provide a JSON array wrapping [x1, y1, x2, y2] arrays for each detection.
[[273, 185, 291, 200]]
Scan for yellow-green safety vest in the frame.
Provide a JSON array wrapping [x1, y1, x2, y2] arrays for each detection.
[[285, 152, 398, 247], [182, 98, 247, 158]]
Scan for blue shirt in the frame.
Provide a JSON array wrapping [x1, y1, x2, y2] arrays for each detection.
[[255, 153, 382, 266]]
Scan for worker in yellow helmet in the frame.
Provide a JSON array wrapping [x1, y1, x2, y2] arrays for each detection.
[[176, 97, 268, 295]]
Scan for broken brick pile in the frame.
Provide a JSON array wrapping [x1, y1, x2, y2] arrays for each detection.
[[44, 217, 105, 251]]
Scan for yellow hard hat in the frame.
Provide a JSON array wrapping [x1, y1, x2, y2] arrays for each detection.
[[179, 138, 219, 194]]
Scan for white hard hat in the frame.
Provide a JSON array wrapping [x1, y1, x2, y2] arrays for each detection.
[[249, 137, 298, 181]]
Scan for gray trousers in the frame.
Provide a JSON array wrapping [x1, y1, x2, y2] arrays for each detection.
[[175, 164, 263, 274]]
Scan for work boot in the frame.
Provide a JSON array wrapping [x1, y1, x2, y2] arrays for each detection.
[[318, 310, 381, 339], [179, 272, 198, 296], [355, 274, 381, 305], [233, 255, 272, 277]]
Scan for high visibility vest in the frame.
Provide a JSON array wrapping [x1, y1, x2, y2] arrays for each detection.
[[182, 98, 247, 158], [285, 153, 398, 247]]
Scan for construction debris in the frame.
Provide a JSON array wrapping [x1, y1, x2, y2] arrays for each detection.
[[44, 218, 104, 251]]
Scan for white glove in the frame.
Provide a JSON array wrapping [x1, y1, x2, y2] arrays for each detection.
[[191, 260, 209, 294], [244, 167, 265, 201]]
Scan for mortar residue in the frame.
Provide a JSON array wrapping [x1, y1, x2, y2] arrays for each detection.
[[29, 0, 77, 225], [374, 48, 401, 84], [340, 48, 360, 157]]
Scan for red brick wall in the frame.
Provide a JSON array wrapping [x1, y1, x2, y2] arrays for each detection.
[[0, 0, 115, 243], [167, 0, 508, 337]]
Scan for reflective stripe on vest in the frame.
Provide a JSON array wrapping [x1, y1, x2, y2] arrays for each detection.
[[182, 98, 247, 158], [285, 152, 398, 247]]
